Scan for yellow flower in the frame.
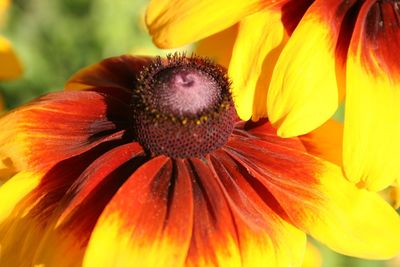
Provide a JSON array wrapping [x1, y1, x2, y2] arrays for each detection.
[[146, 0, 400, 191], [0, 0, 22, 80], [0, 54, 400, 266]]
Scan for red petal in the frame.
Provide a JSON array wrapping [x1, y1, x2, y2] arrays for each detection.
[[66, 55, 152, 90]]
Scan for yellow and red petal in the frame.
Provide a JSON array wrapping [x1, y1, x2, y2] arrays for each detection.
[[268, 0, 351, 137], [0, 35, 22, 80], [83, 156, 194, 267], [226, 122, 400, 259], [229, 9, 287, 121], [207, 152, 306, 267], [145, 0, 268, 48], [29, 143, 146, 266], [343, 0, 400, 190]]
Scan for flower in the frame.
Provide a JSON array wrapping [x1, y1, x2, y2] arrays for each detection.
[[0, 0, 22, 80], [146, 0, 400, 191], [0, 54, 399, 267]]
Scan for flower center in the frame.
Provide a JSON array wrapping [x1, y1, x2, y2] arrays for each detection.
[[132, 54, 236, 158], [154, 68, 220, 116]]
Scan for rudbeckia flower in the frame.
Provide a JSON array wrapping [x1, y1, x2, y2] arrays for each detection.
[[146, 0, 400, 191], [0, 0, 22, 80], [0, 54, 399, 267]]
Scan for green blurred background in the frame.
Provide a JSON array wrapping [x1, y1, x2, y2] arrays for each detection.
[[0, 0, 166, 109], [0, 1, 398, 266]]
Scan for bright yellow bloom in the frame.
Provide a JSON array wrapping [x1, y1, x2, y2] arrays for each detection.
[[146, 0, 400, 191], [0, 0, 22, 80], [0, 54, 399, 266]]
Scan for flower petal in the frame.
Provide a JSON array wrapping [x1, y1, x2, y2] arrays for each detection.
[[65, 55, 152, 95], [299, 119, 343, 166], [83, 157, 194, 267], [195, 25, 238, 68], [226, 123, 400, 259], [268, 1, 351, 137], [146, 0, 266, 48], [229, 9, 287, 121], [0, 91, 129, 175], [343, 0, 400, 190], [56, 142, 145, 227], [0, 35, 22, 80]]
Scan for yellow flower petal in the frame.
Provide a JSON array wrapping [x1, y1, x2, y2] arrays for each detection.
[[268, 1, 347, 137], [195, 25, 238, 69], [343, 1, 400, 191], [0, 171, 41, 223], [302, 242, 322, 267], [305, 161, 400, 259], [0, 0, 10, 25], [0, 35, 22, 80], [146, 0, 265, 48], [299, 119, 343, 166], [229, 10, 287, 121]]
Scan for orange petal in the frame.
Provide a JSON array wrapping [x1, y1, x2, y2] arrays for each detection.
[[146, 0, 267, 48], [225, 122, 400, 259], [0, 36, 22, 80], [229, 9, 287, 121], [0, 91, 129, 176], [299, 119, 343, 166], [268, 0, 352, 137], [343, 0, 400, 190]]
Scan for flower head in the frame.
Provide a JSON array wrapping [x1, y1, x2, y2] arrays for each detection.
[[146, 0, 400, 191], [0, 0, 22, 80], [0, 55, 399, 266]]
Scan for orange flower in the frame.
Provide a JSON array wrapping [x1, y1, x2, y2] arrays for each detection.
[[0, 55, 399, 266], [0, 0, 22, 80], [146, 0, 400, 191]]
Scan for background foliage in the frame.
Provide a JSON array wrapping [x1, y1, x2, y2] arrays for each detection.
[[0, 1, 398, 267], [1, 0, 164, 108]]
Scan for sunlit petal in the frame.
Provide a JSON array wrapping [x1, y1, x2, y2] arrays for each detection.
[[230, 10, 287, 121], [268, 1, 351, 137], [146, 0, 267, 48]]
